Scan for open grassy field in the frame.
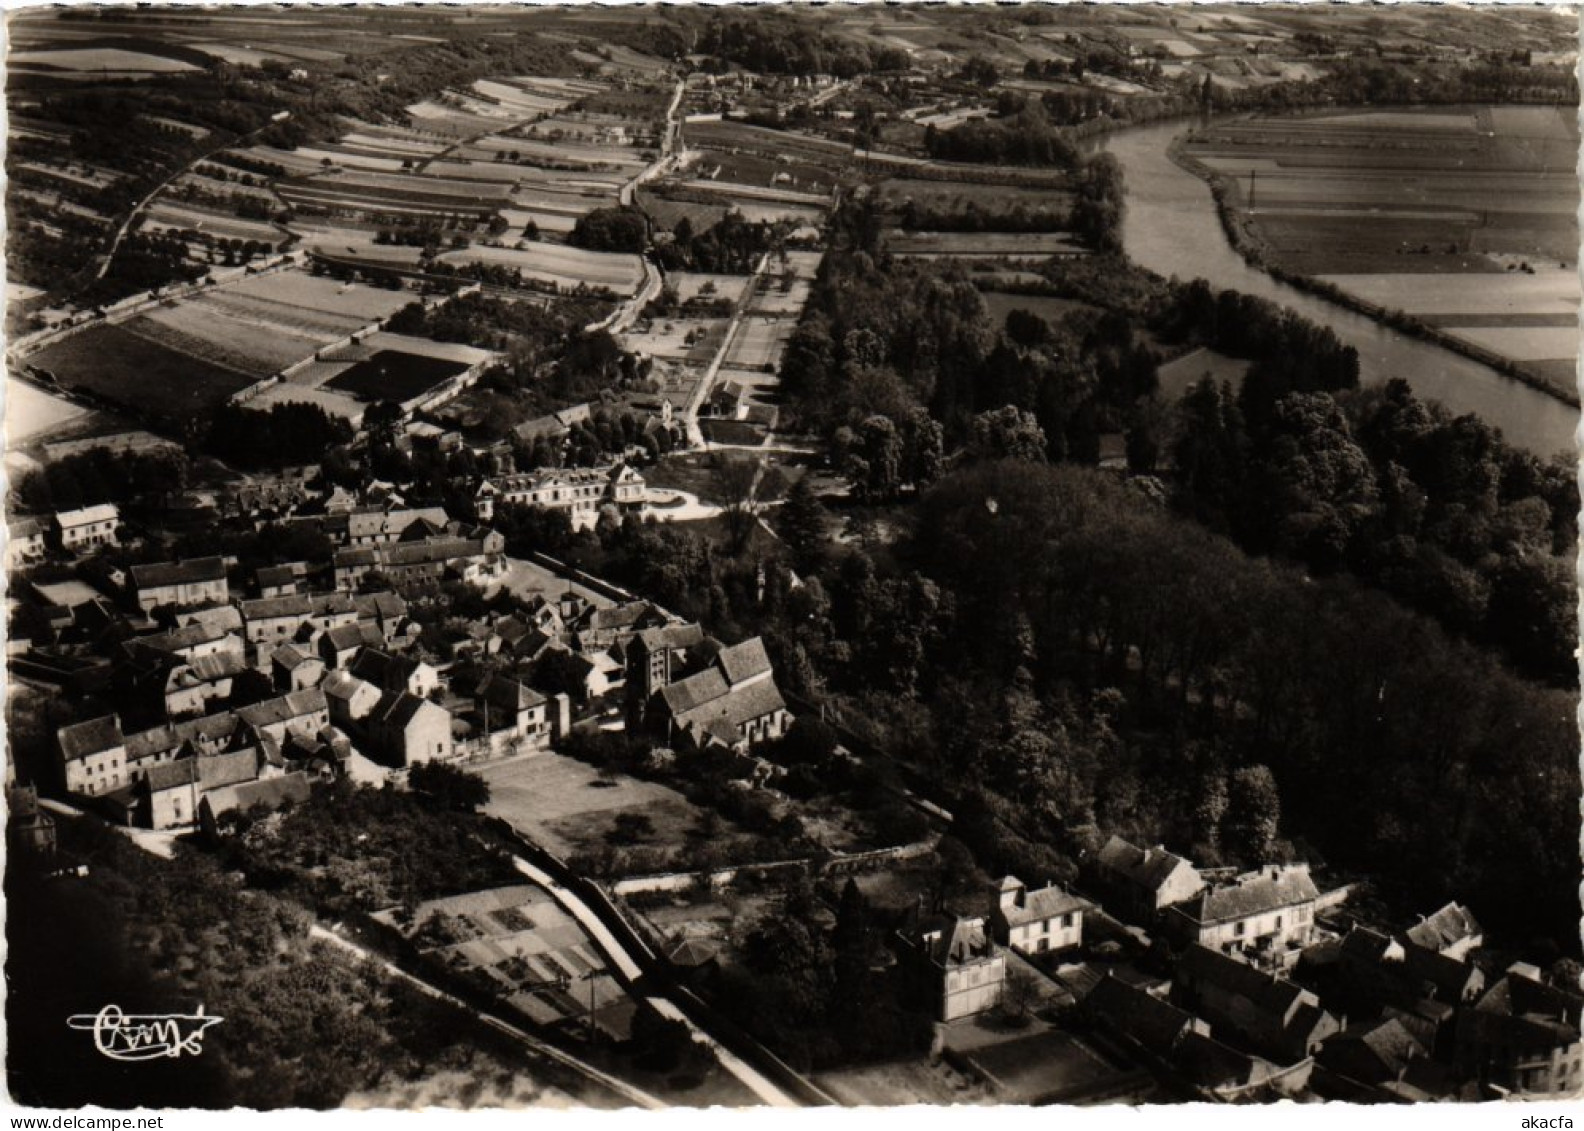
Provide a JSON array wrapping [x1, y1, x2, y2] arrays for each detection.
[[889, 231, 1086, 258], [6, 378, 90, 444], [978, 292, 1101, 329], [439, 243, 643, 295], [477, 752, 709, 863]]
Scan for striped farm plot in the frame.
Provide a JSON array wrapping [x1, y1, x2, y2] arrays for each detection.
[[225, 271, 415, 322], [10, 46, 199, 72], [1317, 269, 1580, 320], [499, 208, 577, 236], [290, 145, 410, 174], [194, 291, 367, 340], [341, 129, 450, 160], [144, 202, 281, 244], [321, 331, 492, 369], [289, 225, 426, 267], [437, 243, 645, 296], [471, 80, 571, 117], [888, 231, 1086, 258], [120, 309, 309, 378], [677, 180, 831, 207], [722, 317, 794, 373]]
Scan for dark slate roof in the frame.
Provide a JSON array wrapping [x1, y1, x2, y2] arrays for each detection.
[[661, 667, 730, 716], [144, 749, 259, 793], [998, 879, 1091, 927], [587, 600, 659, 632], [1096, 835, 1197, 893], [912, 915, 996, 967], [131, 557, 226, 590], [354, 591, 408, 621], [1179, 944, 1308, 1018], [125, 713, 240, 762], [1403, 902, 1482, 953], [478, 676, 547, 713], [634, 622, 705, 653], [1318, 1017, 1426, 1086], [324, 623, 371, 652], [1401, 943, 1482, 1001], [1088, 974, 1195, 1057], [1177, 1030, 1259, 1090], [255, 564, 300, 589], [371, 690, 442, 731], [1174, 867, 1319, 927], [203, 771, 312, 818], [676, 678, 787, 735], [717, 637, 773, 686], [58, 715, 124, 763], [348, 648, 425, 689], [237, 689, 327, 729]]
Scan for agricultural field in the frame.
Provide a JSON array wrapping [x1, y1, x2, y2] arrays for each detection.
[[28, 323, 257, 424], [438, 243, 645, 296], [324, 349, 472, 403], [888, 231, 1087, 259], [721, 317, 795, 374], [1187, 105, 1579, 386], [5, 378, 90, 445]]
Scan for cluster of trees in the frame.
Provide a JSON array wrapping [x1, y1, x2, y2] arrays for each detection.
[[923, 100, 1079, 167], [709, 878, 934, 1071], [1173, 377, 1577, 686], [568, 206, 649, 254], [696, 15, 909, 77], [16, 445, 189, 514], [894, 197, 1068, 234], [654, 212, 785, 275], [205, 402, 353, 470]]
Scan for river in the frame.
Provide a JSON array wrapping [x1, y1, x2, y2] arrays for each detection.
[[1091, 120, 1579, 458]]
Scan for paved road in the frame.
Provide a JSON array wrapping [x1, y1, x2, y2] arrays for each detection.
[[509, 855, 803, 1108], [96, 113, 290, 282]]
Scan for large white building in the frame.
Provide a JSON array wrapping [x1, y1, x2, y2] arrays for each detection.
[[475, 464, 645, 527]]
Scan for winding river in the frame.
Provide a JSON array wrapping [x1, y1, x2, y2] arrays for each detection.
[[1092, 120, 1579, 458]]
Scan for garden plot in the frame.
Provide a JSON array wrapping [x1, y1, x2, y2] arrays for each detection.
[[745, 276, 812, 317], [290, 145, 409, 173], [479, 752, 711, 864], [438, 243, 644, 296], [246, 382, 364, 424], [666, 272, 753, 306], [499, 208, 576, 236], [192, 292, 363, 341], [289, 225, 425, 267], [618, 318, 728, 364], [372, 884, 635, 1040]]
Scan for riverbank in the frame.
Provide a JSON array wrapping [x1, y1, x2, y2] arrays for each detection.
[[1166, 134, 1581, 411]]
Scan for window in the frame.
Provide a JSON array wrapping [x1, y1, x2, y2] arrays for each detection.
[[1062, 913, 1074, 929], [1276, 915, 1284, 929], [1235, 921, 1246, 937]]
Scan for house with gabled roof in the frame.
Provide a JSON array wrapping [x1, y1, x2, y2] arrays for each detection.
[[363, 690, 452, 767], [470, 675, 568, 757], [1402, 902, 1483, 962], [1089, 836, 1205, 927], [271, 642, 326, 692], [129, 557, 229, 613], [7, 516, 46, 569], [236, 688, 329, 746], [56, 715, 128, 797], [641, 636, 790, 752], [318, 622, 383, 670], [991, 875, 1091, 956], [200, 771, 312, 836], [240, 592, 359, 646], [348, 647, 439, 698], [1455, 962, 1584, 1097], [1173, 943, 1339, 1065], [53, 503, 119, 553], [897, 913, 1006, 1021], [1165, 864, 1320, 965], [143, 748, 262, 830]]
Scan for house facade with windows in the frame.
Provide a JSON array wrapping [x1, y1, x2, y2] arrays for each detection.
[[990, 875, 1090, 956], [899, 914, 1007, 1022], [54, 504, 120, 552], [1090, 835, 1206, 926], [129, 557, 229, 613], [56, 715, 129, 797], [1165, 865, 1320, 964], [474, 463, 646, 526]]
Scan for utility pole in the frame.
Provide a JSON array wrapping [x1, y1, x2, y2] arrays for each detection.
[[1249, 168, 1257, 211]]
